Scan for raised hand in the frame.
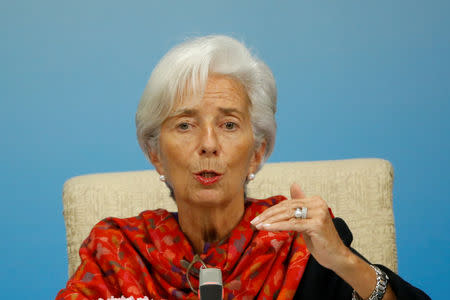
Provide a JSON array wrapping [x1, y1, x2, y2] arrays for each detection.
[[250, 183, 350, 271]]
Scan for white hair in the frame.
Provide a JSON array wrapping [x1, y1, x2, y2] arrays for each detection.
[[136, 35, 277, 170]]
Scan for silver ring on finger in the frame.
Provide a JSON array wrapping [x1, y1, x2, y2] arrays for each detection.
[[294, 207, 308, 219]]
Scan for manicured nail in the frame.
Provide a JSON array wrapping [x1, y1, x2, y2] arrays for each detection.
[[250, 216, 260, 224], [262, 223, 271, 228], [255, 223, 264, 230]]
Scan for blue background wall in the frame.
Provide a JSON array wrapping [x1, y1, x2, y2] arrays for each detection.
[[1, 1, 448, 299]]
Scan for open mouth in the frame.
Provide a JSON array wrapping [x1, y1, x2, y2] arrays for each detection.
[[194, 170, 223, 185], [198, 171, 219, 178]]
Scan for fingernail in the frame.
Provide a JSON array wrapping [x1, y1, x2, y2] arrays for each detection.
[[255, 223, 264, 230], [262, 223, 271, 228], [250, 216, 260, 225]]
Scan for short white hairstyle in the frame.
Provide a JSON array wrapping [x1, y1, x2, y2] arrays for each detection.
[[136, 35, 277, 170]]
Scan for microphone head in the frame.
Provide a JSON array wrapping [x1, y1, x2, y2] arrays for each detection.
[[199, 267, 222, 285], [199, 268, 223, 300]]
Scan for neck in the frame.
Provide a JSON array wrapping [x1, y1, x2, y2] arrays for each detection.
[[177, 197, 245, 254]]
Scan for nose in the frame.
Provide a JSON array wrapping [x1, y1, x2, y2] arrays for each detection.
[[198, 126, 219, 156]]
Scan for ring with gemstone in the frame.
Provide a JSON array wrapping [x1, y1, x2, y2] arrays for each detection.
[[294, 207, 307, 219]]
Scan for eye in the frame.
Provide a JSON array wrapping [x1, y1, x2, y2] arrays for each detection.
[[177, 122, 191, 131], [224, 121, 237, 130]]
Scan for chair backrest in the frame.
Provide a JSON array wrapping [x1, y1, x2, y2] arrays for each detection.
[[62, 158, 397, 277]]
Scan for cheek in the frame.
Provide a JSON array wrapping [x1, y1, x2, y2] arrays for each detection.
[[226, 137, 254, 170], [159, 139, 192, 173]]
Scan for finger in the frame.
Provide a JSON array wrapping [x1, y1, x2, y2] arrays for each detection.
[[261, 219, 312, 232], [290, 183, 306, 200], [257, 206, 319, 228], [250, 199, 310, 225]]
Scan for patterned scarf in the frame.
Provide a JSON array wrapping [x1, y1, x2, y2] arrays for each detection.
[[57, 196, 310, 300]]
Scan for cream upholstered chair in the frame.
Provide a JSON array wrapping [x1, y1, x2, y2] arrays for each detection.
[[62, 158, 397, 278]]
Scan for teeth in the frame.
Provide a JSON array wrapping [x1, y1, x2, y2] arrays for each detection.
[[201, 172, 217, 178]]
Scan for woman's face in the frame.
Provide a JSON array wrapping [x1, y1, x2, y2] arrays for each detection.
[[149, 75, 265, 208]]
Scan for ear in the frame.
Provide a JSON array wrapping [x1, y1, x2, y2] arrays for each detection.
[[147, 147, 165, 175], [249, 140, 266, 174]]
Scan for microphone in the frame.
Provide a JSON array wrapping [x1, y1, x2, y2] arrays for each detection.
[[199, 267, 223, 300]]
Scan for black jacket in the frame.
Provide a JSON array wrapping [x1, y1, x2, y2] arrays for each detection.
[[294, 218, 431, 299]]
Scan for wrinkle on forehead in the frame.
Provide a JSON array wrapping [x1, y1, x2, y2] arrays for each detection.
[[173, 74, 251, 113]]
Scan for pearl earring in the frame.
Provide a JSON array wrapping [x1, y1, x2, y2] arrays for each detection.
[[248, 173, 255, 181], [159, 175, 166, 182]]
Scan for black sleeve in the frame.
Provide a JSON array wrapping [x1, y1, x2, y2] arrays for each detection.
[[294, 218, 431, 300]]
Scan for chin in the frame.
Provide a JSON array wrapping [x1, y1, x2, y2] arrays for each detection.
[[191, 190, 229, 208]]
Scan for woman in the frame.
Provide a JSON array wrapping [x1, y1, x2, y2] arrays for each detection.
[[56, 35, 430, 299]]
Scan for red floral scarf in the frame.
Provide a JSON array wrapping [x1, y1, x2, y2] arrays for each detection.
[[56, 196, 310, 300]]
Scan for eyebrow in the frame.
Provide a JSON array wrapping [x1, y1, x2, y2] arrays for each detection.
[[169, 107, 244, 118], [218, 107, 242, 116], [169, 108, 197, 117]]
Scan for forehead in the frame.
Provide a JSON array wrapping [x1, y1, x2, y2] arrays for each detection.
[[172, 75, 250, 113]]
